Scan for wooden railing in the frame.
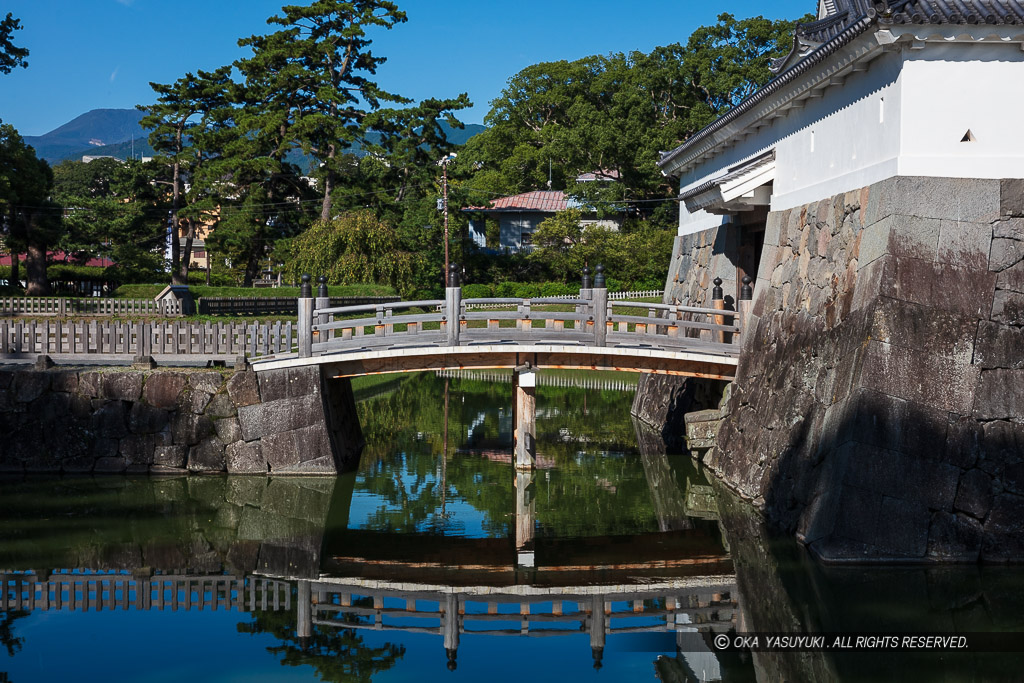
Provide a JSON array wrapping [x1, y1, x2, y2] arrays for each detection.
[[0, 570, 291, 613], [0, 319, 294, 360], [0, 297, 182, 317], [309, 580, 738, 641], [297, 268, 750, 360]]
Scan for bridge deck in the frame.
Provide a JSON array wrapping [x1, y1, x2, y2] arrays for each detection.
[[252, 343, 739, 380]]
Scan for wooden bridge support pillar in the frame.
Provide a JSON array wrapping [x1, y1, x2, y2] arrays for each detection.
[[443, 593, 460, 670], [590, 594, 606, 670], [515, 470, 536, 567], [297, 580, 312, 642], [514, 367, 537, 470]]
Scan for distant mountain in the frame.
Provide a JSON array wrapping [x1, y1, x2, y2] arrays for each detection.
[[25, 108, 486, 166], [25, 109, 148, 163]]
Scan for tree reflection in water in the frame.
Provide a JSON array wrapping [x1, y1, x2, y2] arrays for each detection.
[[238, 603, 405, 683]]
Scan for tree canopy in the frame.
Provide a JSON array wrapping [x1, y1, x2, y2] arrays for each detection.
[[0, 13, 28, 74], [455, 13, 808, 225]]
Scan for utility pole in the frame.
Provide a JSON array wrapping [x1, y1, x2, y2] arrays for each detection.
[[438, 153, 457, 288], [443, 159, 449, 288]]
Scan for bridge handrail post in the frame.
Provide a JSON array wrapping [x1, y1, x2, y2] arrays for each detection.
[[315, 276, 330, 345], [711, 277, 726, 345], [446, 263, 461, 346], [592, 264, 608, 347], [298, 274, 314, 358], [737, 275, 753, 344], [578, 266, 592, 332]]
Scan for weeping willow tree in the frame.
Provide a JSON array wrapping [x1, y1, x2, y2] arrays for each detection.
[[284, 210, 416, 295]]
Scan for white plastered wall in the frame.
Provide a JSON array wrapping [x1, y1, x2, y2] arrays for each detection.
[[899, 42, 1024, 179], [677, 39, 1024, 235]]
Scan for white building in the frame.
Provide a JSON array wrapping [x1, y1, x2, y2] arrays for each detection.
[[659, 0, 1024, 303]]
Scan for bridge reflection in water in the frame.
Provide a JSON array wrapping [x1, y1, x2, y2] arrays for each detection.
[[0, 459, 738, 678], [5, 372, 1018, 682]]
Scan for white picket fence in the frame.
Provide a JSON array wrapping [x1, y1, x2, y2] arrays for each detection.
[[0, 297, 182, 317]]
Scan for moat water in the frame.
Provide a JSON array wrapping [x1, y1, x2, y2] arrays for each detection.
[[0, 371, 1021, 682]]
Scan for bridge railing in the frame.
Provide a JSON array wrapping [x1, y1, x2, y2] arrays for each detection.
[[310, 298, 447, 354], [294, 268, 753, 359]]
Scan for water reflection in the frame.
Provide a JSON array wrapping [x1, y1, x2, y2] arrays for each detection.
[[1, 371, 1022, 681]]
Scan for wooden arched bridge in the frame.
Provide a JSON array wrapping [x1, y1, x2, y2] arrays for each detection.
[[253, 266, 746, 380], [252, 266, 749, 470]]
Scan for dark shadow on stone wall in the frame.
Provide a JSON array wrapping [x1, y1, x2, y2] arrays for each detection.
[[703, 177, 1024, 563]]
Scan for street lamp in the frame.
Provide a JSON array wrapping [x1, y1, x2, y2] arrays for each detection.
[[438, 153, 458, 288]]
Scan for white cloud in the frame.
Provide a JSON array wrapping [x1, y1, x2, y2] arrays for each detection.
[[110, 67, 119, 83]]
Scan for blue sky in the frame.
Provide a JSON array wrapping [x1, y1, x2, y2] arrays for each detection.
[[1, 0, 810, 137]]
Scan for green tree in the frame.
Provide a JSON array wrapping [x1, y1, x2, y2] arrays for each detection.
[[139, 67, 233, 284], [0, 13, 28, 74], [52, 158, 167, 281], [284, 210, 414, 294], [0, 122, 57, 294], [236, 0, 409, 221], [459, 13, 807, 223]]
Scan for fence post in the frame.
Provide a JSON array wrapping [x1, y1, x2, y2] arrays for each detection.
[[445, 263, 461, 347], [737, 275, 753, 343], [592, 265, 608, 347], [712, 277, 726, 344], [577, 266, 592, 332], [297, 274, 314, 358], [315, 276, 330, 346]]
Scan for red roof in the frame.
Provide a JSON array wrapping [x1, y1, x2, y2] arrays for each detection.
[[0, 251, 114, 268], [465, 190, 568, 213]]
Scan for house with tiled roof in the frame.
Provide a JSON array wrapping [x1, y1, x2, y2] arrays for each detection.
[[464, 184, 625, 253], [640, 1, 1024, 562]]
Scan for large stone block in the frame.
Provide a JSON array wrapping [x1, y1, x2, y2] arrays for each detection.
[[143, 373, 187, 409], [873, 495, 929, 558], [153, 445, 187, 468], [214, 417, 242, 443], [77, 371, 102, 398], [937, 219, 992, 269], [13, 371, 50, 403], [1000, 178, 1024, 217], [982, 494, 1024, 562], [261, 423, 335, 474], [50, 371, 79, 394], [102, 372, 143, 401], [926, 511, 983, 562], [884, 256, 995, 319], [989, 237, 1024, 272], [257, 367, 322, 403], [171, 412, 215, 446], [859, 341, 977, 415], [120, 434, 163, 466], [237, 394, 324, 441], [91, 401, 130, 438], [188, 436, 226, 472], [997, 260, 1024, 294], [226, 371, 261, 407], [128, 402, 169, 434], [973, 369, 1024, 420], [974, 322, 1024, 370], [886, 177, 1001, 224], [869, 297, 975, 364], [206, 393, 236, 419], [991, 289, 1024, 325], [226, 441, 267, 474]]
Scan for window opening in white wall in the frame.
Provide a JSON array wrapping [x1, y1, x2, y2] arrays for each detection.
[[961, 130, 976, 142]]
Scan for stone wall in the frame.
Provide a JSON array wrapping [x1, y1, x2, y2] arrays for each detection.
[[0, 365, 364, 475], [701, 176, 1024, 563]]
